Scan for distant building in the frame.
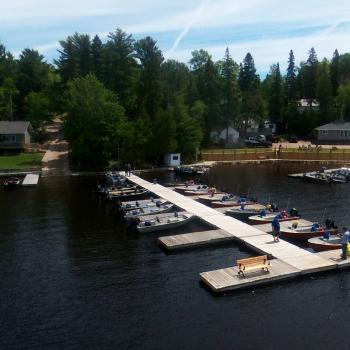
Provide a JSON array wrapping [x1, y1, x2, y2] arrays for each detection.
[[264, 120, 277, 134], [297, 99, 320, 113], [315, 121, 350, 144], [0, 121, 33, 150], [210, 126, 240, 144], [164, 153, 181, 167]]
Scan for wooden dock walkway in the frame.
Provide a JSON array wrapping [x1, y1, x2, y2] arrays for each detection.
[[159, 219, 313, 251], [22, 173, 39, 186], [128, 174, 338, 293], [158, 229, 234, 251]]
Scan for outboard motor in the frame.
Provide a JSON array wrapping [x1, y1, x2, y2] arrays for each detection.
[[289, 208, 298, 217]]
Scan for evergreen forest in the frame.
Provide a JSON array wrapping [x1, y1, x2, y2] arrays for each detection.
[[1, 28, 350, 167]]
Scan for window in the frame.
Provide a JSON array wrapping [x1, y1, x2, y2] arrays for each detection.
[[11, 135, 16, 143], [321, 130, 328, 135], [172, 155, 179, 160]]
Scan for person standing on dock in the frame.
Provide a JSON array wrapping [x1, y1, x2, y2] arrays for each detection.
[[271, 215, 280, 242], [340, 227, 350, 260]]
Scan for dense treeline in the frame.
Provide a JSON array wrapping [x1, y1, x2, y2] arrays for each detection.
[[2, 28, 350, 167]]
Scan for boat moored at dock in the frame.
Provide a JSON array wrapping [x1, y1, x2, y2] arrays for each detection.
[[308, 236, 342, 251], [136, 212, 195, 233]]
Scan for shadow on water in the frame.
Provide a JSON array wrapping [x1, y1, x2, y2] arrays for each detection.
[[1, 163, 350, 349]]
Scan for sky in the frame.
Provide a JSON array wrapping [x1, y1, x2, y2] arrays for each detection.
[[1, 0, 350, 75]]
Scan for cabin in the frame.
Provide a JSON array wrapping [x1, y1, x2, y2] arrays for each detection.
[[0, 121, 33, 150], [297, 99, 320, 113], [315, 121, 350, 144], [164, 153, 181, 167], [210, 126, 239, 145]]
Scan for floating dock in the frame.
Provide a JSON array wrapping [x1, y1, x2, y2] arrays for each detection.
[[158, 229, 235, 251], [128, 174, 340, 293], [22, 173, 40, 186]]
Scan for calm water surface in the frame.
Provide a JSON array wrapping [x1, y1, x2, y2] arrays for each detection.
[[1, 163, 350, 350]]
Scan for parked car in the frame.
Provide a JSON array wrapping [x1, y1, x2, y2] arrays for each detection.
[[245, 135, 272, 148], [288, 136, 298, 143]]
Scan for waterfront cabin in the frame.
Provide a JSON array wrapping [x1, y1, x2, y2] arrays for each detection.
[[210, 126, 239, 145], [164, 153, 181, 167], [315, 121, 350, 144], [0, 121, 33, 150]]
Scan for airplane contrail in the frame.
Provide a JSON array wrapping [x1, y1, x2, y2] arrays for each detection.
[[166, 0, 212, 58]]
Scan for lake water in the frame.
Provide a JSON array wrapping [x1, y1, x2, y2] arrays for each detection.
[[1, 163, 350, 350]]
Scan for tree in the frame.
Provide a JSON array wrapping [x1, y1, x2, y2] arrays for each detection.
[[16, 49, 51, 117], [103, 29, 138, 113], [134, 36, 164, 119], [217, 48, 240, 141], [24, 92, 50, 126], [91, 35, 103, 80], [316, 59, 333, 123], [0, 78, 18, 120], [285, 50, 297, 103], [189, 49, 211, 71], [266, 63, 284, 126], [55, 36, 78, 83], [330, 49, 340, 96], [238, 53, 265, 129], [64, 75, 131, 167], [300, 47, 319, 102], [337, 82, 350, 121]]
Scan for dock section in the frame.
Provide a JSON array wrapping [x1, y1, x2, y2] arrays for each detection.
[[128, 174, 338, 292], [22, 173, 39, 186], [158, 229, 234, 251]]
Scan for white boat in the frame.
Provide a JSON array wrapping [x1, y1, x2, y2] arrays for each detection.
[[137, 212, 195, 233], [124, 203, 174, 221], [225, 205, 267, 221], [119, 198, 167, 211], [249, 212, 299, 224]]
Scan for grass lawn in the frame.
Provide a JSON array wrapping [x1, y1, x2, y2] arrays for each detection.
[[0, 153, 44, 170]]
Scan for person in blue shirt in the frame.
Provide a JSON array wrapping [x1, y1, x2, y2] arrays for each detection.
[[271, 215, 281, 242], [339, 227, 350, 260]]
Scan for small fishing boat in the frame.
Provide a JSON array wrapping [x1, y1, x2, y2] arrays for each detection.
[[174, 184, 209, 194], [123, 203, 174, 222], [183, 188, 223, 197], [106, 171, 128, 187], [174, 166, 209, 176], [107, 187, 149, 200], [207, 196, 257, 208], [249, 209, 299, 225], [303, 172, 346, 184], [280, 224, 336, 241], [136, 212, 195, 233], [308, 236, 341, 251], [119, 198, 167, 211], [3, 177, 22, 188], [225, 204, 267, 221]]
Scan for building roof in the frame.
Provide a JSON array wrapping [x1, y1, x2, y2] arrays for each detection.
[[315, 122, 350, 131], [0, 121, 32, 134]]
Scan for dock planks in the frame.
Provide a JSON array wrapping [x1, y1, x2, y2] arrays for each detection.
[[128, 174, 338, 292], [158, 229, 234, 250]]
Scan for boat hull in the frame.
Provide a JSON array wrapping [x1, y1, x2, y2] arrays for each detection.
[[249, 215, 299, 225], [308, 236, 341, 251], [137, 215, 194, 233]]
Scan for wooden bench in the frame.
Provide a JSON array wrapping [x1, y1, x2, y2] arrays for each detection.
[[237, 255, 270, 276]]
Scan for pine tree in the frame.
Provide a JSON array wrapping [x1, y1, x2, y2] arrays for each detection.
[[330, 49, 340, 96], [219, 48, 240, 142], [316, 59, 333, 123], [238, 53, 264, 129], [134, 36, 164, 119], [285, 50, 297, 103], [91, 35, 103, 80], [267, 63, 283, 124]]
